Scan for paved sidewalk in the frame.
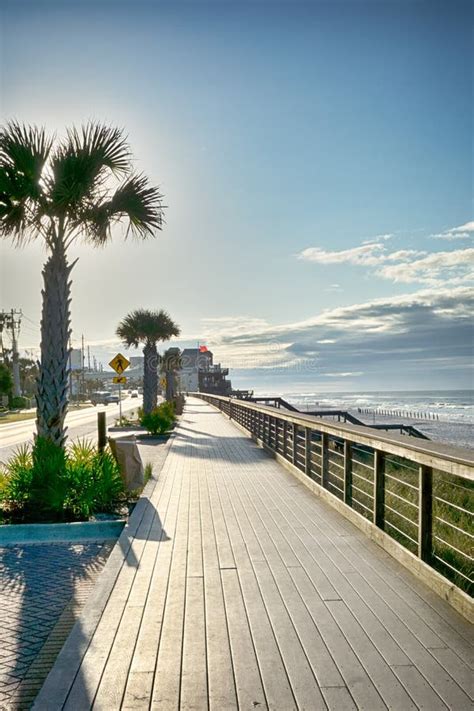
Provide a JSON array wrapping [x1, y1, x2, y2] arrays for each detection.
[[35, 398, 473, 710], [0, 542, 113, 710]]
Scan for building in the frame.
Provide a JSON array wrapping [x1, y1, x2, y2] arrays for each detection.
[[180, 347, 232, 395]]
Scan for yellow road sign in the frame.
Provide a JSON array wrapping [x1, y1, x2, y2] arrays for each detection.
[[113, 376, 127, 384], [109, 353, 130, 374]]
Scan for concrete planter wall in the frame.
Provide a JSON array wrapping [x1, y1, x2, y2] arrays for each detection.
[[0, 520, 126, 545]]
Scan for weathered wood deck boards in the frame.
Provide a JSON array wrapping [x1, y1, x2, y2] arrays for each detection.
[[36, 398, 473, 710]]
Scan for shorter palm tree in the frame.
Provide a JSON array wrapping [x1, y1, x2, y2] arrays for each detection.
[[116, 309, 180, 414]]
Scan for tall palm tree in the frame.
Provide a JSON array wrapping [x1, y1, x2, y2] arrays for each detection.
[[116, 309, 180, 414], [0, 122, 164, 447]]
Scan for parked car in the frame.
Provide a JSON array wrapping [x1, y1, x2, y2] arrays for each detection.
[[91, 391, 113, 406]]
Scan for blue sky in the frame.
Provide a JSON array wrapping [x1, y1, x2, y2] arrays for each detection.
[[0, 0, 472, 391]]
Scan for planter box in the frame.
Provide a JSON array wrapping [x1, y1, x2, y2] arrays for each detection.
[[108, 424, 145, 432], [136, 433, 172, 441]]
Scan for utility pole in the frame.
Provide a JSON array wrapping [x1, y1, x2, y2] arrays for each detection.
[[87, 345, 91, 371], [81, 334, 86, 398], [1, 310, 22, 396], [11, 310, 21, 397], [68, 336, 73, 399], [0, 314, 5, 363]]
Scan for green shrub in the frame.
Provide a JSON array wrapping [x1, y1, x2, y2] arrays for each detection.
[[0, 437, 125, 522], [64, 440, 124, 518], [0, 444, 35, 507], [140, 402, 175, 435], [10, 395, 28, 409], [2, 438, 68, 519]]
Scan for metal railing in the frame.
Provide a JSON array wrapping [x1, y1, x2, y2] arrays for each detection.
[[246, 396, 429, 437], [194, 393, 474, 596]]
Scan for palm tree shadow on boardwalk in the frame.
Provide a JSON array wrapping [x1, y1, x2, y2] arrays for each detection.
[[0, 541, 112, 709], [172, 430, 269, 465]]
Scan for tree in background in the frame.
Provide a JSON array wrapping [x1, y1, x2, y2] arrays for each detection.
[[0, 122, 164, 446], [116, 309, 180, 414], [19, 358, 39, 397], [0, 362, 13, 402]]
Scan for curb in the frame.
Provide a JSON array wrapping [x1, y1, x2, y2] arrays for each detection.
[[0, 520, 126, 546]]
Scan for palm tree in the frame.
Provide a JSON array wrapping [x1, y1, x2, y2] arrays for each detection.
[[0, 122, 164, 447], [116, 309, 180, 414]]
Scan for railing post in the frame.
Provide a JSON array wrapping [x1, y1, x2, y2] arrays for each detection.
[[343, 440, 352, 505], [293, 423, 298, 466], [97, 411, 107, 453], [305, 428, 312, 477], [374, 450, 385, 528], [418, 465, 433, 562], [283, 420, 288, 459], [229, 399, 233, 420], [321, 433, 328, 488]]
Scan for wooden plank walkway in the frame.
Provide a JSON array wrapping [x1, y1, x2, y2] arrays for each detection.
[[35, 398, 474, 710]]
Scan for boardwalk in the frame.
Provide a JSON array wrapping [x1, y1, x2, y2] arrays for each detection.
[[35, 398, 473, 710]]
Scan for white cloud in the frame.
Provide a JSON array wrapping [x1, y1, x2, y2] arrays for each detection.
[[297, 233, 473, 286], [325, 371, 363, 377], [297, 242, 386, 266], [362, 233, 393, 244], [377, 248, 474, 284], [385, 249, 425, 261], [202, 286, 473, 371], [200, 316, 270, 337], [431, 221, 474, 241]]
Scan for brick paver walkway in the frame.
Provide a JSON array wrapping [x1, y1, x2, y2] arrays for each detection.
[[0, 542, 112, 710], [35, 399, 473, 710]]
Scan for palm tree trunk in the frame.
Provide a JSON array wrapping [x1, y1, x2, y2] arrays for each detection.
[[36, 240, 73, 447], [142, 341, 158, 414]]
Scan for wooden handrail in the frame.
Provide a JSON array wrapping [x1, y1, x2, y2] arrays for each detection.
[[192, 392, 474, 597]]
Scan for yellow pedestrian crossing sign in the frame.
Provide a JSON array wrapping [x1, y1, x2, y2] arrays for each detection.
[[109, 353, 130, 375], [113, 376, 127, 384]]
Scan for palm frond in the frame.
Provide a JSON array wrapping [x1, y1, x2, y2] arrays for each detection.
[[50, 123, 131, 213], [77, 173, 164, 246], [78, 202, 111, 245], [116, 311, 142, 348], [108, 173, 164, 239], [116, 308, 180, 348], [0, 122, 52, 189], [0, 122, 51, 241], [1, 121, 164, 250]]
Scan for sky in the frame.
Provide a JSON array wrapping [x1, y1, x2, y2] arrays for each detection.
[[0, 0, 472, 392]]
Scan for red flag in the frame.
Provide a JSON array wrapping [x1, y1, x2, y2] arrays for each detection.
[[199, 345, 208, 352]]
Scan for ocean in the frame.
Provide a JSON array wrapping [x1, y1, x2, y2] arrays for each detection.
[[265, 389, 473, 450]]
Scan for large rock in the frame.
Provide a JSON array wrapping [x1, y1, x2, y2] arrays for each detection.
[[108, 437, 144, 491]]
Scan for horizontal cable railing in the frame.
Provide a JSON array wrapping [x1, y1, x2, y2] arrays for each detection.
[[193, 393, 474, 596], [247, 396, 429, 438]]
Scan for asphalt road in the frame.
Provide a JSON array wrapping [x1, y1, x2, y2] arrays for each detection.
[[0, 397, 140, 462]]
